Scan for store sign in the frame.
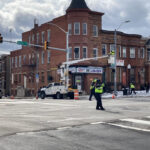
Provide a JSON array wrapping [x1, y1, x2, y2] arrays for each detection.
[[77, 67, 87, 73], [70, 67, 103, 74], [87, 67, 103, 74], [117, 60, 124, 66]]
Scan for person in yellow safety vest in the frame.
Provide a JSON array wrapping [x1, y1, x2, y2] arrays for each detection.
[[89, 79, 97, 101], [130, 83, 136, 95], [95, 80, 105, 110], [109, 50, 115, 55]]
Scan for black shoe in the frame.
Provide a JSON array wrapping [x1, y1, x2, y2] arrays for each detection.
[[96, 108, 100, 110], [89, 99, 92, 101], [100, 107, 105, 110]]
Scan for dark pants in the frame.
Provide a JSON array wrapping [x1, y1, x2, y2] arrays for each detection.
[[95, 93, 103, 109], [131, 88, 136, 94], [89, 89, 95, 100]]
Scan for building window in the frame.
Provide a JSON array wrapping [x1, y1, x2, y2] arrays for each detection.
[[32, 34, 34, 42], [68, 24, 72, 35], [74, 22, 80, 35], [123, 47, 126, 58], [47, 30, 51, 42], [37, 53, 39, 65], [29, 36, 31, 44], [82, 23, 87, 35], [119, 68, 122, 83], [29, 54, 31, 64], [93, 25, 98, 37], [11, 57, 14, 68], [130, 68, 135, 82], [83, 47, 87, 58], [102, 44, 107, 56], [130, 48, 135, 58], [23, 55, 26, 64], [15, 56, 17, 68], [41, 72, 45, 83], [93, 48, 98, 58], [42, 51, 44, 64], [119, 46, 121, 58], [110, 44, 115, 53], [74, 47, 80, 59], [19, 56, 22, 67], [19, 74, 21, 83], [147, 49, 150, 61], [69, 47, 72, 59], [47, 50, 50, 64], [138, 48, 145, 58], [42, 31, 45, 43], [36, 33, 39, 44]]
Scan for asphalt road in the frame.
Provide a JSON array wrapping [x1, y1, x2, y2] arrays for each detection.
[[0, 96, 149, 150]]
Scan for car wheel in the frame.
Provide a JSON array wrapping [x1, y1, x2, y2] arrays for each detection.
[[41, 92, 45, 99], [56, 92, 61, 99]]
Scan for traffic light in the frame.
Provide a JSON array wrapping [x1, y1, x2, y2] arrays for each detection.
[[0, 34, 3, 43], [44, 41, 48, 50]]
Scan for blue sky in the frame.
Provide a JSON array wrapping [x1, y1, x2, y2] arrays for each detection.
[[0, 0, 150, 54]]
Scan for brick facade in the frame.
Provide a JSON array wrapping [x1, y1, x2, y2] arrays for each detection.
[[10, 0, 150, 96]]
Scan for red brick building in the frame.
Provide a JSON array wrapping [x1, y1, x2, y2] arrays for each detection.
[[10, 0, 150, 96]]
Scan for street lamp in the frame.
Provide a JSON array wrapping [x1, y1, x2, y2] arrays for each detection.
[[47, 22, 69, 89], [114, 20, 130, 96]]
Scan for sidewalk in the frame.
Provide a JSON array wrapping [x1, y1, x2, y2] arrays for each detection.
[[80, 90, 150, 100]]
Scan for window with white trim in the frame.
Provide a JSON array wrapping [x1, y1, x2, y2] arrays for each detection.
[[93, 48, 98, 58], [47, 50, 50, 64], [147, 49, 150, 61], [123, 47, 126, 58], [29, 36, 31, 44], [82, 23, 87, 35], [74, 47, 80, 59], [83, 47, 87, 58], [23, 55, 26, 64], [41, 31, 45, 43], [41, 51, 44, 64], [102, 44, 107, 56], [130, 48, 135, 58], [93, 25, 98, 37], [68, 24, 72, 35], [11, 57, 14, 68], [110, 44, 115, 53], [69, 47, 72, 59], [32, 34, 34, 42], [36, 33, 39, 44], [15, 56, 17, 68], [19, 56, 22, 67], [138, 48, 145, 58], [47, 30, 50, 42], [119, 46, 121, 58], [74, 23, 80, 35]]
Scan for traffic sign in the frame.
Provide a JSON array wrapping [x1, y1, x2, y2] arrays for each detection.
[[36, 74, 39, 83], [17, 41, 28, 46]]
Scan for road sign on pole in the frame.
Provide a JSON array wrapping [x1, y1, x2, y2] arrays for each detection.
[[17, 41, 28, 46], [36, 74, 39, 83]]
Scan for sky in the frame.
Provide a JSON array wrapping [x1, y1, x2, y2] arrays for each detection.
[[0, 0, 150, 54]]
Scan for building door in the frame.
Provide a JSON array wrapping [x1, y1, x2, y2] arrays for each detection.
[[74, 75, 82, 92]]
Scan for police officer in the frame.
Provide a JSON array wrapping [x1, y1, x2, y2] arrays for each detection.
[[130, 83, 136, 94], [89, 79, 96, 101], [95, 79, 105, 110]]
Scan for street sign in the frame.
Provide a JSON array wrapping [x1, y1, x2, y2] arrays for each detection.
[[36, 74, 39, 83], [17, 41, 28, 46]]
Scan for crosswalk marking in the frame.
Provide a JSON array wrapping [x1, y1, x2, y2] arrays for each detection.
[[120, 118, 150, 125], [106, 123, 150, 132]]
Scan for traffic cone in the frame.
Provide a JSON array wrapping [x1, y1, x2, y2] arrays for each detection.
[[74, 89, 79, 100], [112, 94, 115, 99], [10, 95, 14, 99]]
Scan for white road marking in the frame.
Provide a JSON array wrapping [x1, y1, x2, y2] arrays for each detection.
[[90, 122, 104, 125], [57, 127, 72, 130], [106, 123, 150, 132], [120, 118, 150, 125]]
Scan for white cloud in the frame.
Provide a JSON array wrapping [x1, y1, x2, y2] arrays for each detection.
[[0, 0, 150, 52]]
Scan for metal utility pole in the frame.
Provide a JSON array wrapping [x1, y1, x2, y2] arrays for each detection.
[[47, 22, 69, 89], [114, 20, 130, 96]]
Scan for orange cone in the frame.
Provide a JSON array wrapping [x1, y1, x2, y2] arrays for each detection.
[[112, 94, 115, 99], [74, 89, 79, 100]]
